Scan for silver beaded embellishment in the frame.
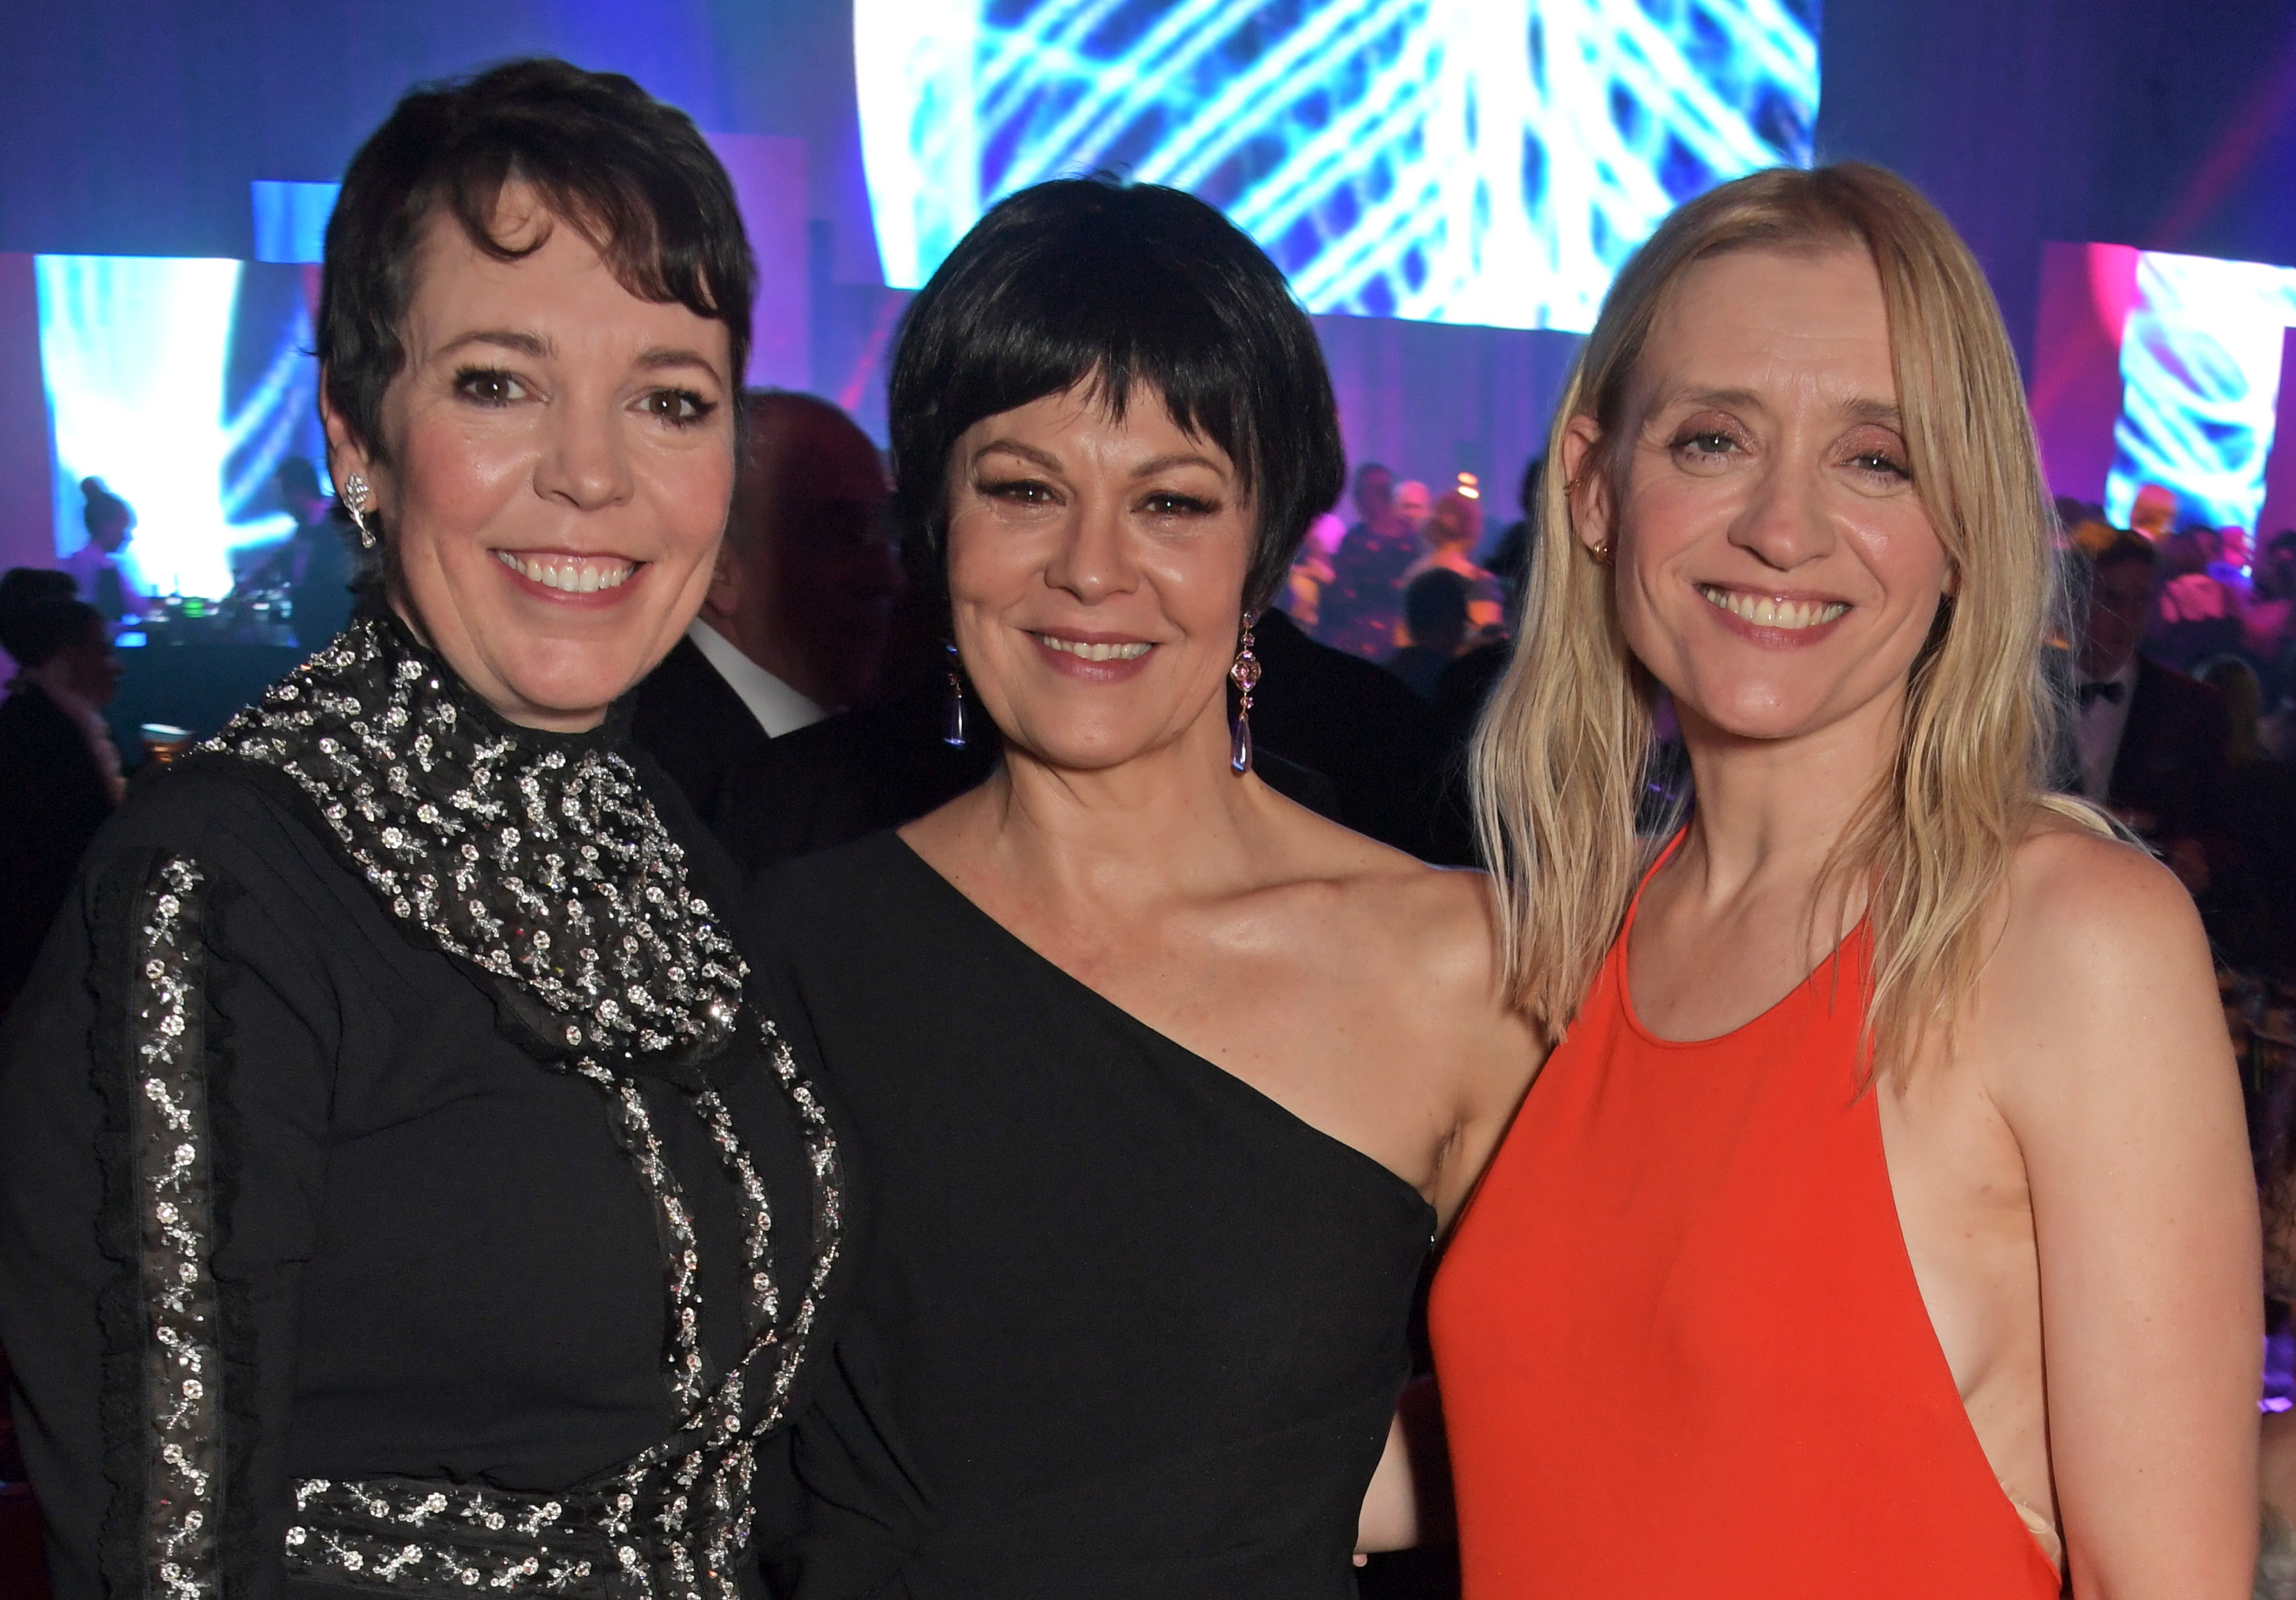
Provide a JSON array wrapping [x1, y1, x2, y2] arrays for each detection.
[[125, 857, 223, 1600], [196, 619, 842, 1600]]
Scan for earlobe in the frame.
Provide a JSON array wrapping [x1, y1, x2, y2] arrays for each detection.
[[1558, 415, 1612, 559], [318, 376, 383, 509]]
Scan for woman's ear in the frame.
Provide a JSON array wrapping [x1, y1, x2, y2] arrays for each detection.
[[318, 373, 385, 510], [1558, 414, 1612, 559]]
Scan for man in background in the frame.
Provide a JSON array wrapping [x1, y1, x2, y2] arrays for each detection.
[[2129, 482, 2178, 542], [1321, 462, 1419, 660], [1391, 478, 1433, 541], [2072, 531, 2227, 896], [233, 457, 356, 645], [633, 391, 903, 818], [1386, 569, 1470, 700]]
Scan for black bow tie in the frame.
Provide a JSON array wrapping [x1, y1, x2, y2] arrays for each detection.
[[2079, 679, 2125, 707]]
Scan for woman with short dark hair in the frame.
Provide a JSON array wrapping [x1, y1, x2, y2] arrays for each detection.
[[0, 59, 847, 1600], [750, 177, 1540, 1596]]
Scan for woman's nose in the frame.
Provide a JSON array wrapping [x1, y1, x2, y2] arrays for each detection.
[[1728, 462, 1835, 571], [535, 399, 634, 510], [1043, 497, 1137, 602]]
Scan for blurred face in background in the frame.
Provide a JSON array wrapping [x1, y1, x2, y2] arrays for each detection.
[[2130, 483, 2177, 540], [1393, 479, 1433, 534], [323, 184, 738, 732], [51, 613, 122, 706], [942, 381, 1253, 775], [2081, 556, 2154, 678], [702, 398, 903, 711], [1426, 490, 1483, 554], [85, 505, 131, 556], [1353, 466, 1395, 531]]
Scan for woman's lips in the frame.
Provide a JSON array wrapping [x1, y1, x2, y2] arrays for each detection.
[[493, 550, 646, 606]]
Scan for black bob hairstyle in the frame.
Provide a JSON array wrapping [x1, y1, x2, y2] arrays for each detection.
[[888, 177, 1345, 612], [318, 57, 754, 461]]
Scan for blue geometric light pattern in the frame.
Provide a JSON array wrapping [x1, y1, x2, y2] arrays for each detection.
[[854, 0, 1819, 332], [38, 256, 318, 597], [2105, 250, 2296, 533]]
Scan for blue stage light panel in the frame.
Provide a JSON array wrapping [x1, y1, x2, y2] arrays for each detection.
[[38, 255, 324, 597], [2105, 250, 2296, 533], [251, 181, 340, 264], [854, 0, 1819, 332]]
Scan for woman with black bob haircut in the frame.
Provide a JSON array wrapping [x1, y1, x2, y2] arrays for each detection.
[[750, 177, 1538, 1595], [0, 57, 847, 1600]]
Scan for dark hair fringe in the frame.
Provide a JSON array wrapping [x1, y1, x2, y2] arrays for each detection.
[[887, 176, 1345, 612], [318, 57, 754, 461]]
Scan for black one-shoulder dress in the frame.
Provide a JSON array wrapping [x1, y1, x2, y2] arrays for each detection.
[[749, 831, 1435, 1600]]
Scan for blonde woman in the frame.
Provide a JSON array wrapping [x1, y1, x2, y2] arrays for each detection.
[[1426, 166, 2259, 1595]]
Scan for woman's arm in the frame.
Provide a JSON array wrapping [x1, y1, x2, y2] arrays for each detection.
[[1987, 833, 2260, 1597], [0, 814, 335, 1600]]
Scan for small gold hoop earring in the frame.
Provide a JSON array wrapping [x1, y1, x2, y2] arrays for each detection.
[[342, 473, 377, 550]]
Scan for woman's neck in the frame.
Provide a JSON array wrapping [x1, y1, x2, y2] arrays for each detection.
[[940, 706, 1274, 914], [1671, 685, 1904, 913]]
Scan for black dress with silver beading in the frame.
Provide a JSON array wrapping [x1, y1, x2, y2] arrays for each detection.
[[0, 612, 845, 1600]]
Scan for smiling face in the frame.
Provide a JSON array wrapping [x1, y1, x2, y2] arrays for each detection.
[[944, 382, 1253, 774], [321, 187, 737, 732], [1566, 245, 1953, 748]]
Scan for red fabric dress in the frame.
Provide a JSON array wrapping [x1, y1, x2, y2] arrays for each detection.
[[1429, 850, 2060, 1598]]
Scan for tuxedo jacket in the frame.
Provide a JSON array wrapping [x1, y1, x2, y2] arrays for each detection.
[[629, 637, 771, 830], [2108, 655, 2228, 847]]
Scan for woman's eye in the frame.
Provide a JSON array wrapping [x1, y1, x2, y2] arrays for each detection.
[[455, 368, 529, 406], [1677, 431, 1735, 456], [1141, 492, 1214, 517], [642, 388, 716, 427], [982, 479, 1055, 505], [1848, 449, 1912, 480]]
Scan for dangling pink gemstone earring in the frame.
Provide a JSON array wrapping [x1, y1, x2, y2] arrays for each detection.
[[1228, 611, 1261, 775]]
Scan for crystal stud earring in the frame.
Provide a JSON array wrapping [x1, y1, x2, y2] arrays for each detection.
[[342, 473, 377, 549]]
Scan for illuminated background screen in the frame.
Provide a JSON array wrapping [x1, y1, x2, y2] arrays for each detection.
[[855, 0, 1822, 332], [37, 253, 326, 597]]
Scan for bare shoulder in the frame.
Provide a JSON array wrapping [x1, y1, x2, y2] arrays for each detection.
[[1274, 810, 1504, 1002], [1995, 811, 2209, 984], [1975, 809, 2226, 1110]]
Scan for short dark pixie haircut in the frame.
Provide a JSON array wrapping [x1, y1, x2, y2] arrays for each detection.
[[318, 57, 754, 460], [888, 177, 1345, 610]]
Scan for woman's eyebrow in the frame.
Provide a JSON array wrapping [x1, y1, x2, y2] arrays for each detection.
[[972, 439, 1062, 472], [1839, 397, 1904, 427], [1131, 452, 1226, 478], [635, 346, 720, 376], [434, 328, 553, 361]]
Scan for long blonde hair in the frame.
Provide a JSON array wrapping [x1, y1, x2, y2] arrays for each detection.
[[1470, 163, 2101, 1077]]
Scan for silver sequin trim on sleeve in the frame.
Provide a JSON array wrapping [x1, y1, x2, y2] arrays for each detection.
[[129, 857, 224, 1600]]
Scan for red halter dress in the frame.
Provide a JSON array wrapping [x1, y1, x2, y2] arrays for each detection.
[[1429, 845, 2061, 1598]]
